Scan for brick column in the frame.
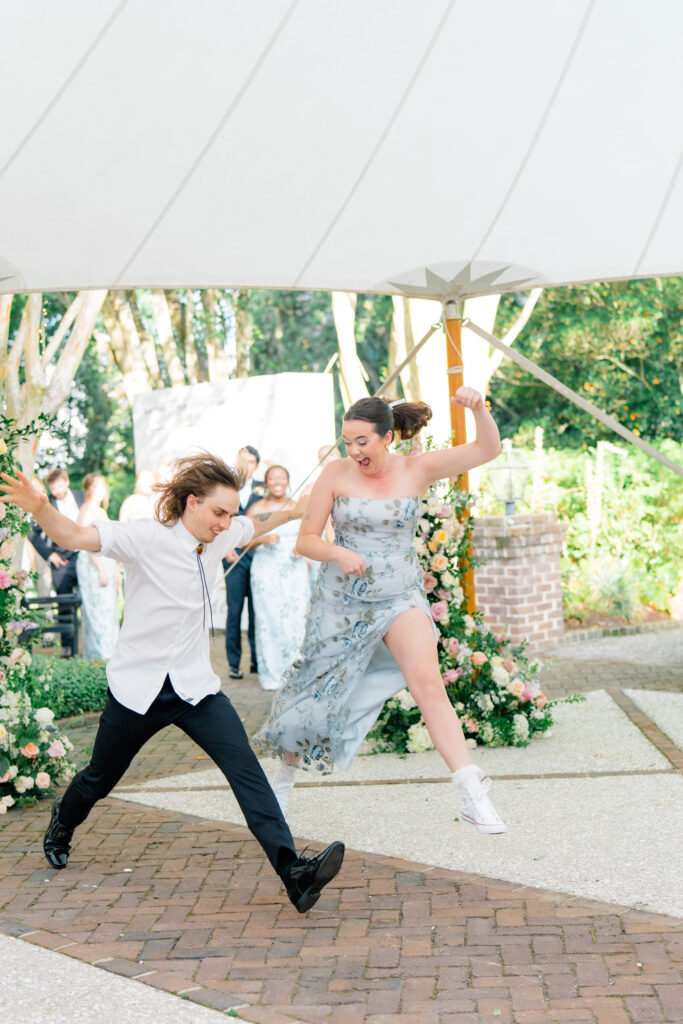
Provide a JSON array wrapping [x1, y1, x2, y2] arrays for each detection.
[[473, 514, 567, 648]]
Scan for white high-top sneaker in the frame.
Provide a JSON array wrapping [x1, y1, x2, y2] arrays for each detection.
[[271, 762, 297, 817], [452, 765, 507, 834]]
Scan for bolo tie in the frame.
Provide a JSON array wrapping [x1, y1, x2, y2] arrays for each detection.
[[195, 544, 215, 638]]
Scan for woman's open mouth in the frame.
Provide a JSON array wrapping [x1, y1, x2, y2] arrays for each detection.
[[357, 457, 371, 469]]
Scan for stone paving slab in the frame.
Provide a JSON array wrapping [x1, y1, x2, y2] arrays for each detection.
[[625, 689, 683, 752]]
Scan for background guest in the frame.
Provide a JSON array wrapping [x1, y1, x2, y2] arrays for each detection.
[[119, 469, 157, 522], [223, 445, 263, 679], [28, 467, 83, 656], [24, 476, 52, 597], [249, 465, 312, 691], [76, 474, 119, 662]]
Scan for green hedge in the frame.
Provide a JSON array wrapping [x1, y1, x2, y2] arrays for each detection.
[[25, 654, 109, 719]]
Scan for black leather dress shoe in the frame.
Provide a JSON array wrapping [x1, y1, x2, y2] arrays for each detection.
[[250, 663, 258, 674], [228, 667, 243, 679], [43, 797, 74, 869], [285, 841, 345, 913]]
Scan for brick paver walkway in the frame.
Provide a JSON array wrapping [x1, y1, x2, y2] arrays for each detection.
[[1, 632, 681, 1023]]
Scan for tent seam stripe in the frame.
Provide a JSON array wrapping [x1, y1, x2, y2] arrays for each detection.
[[291, 0, 458, 288], [0, 0, 129, 182], [633, 144, 683, 275], [111, 0, 302, 287], [470, 0, 597, 262]]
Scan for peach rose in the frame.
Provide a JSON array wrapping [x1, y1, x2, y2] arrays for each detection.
[[464, 718, 479, 733], [471, 651, 488, 667], [510, 680, 525, 698], [422, 573, 438, 593], [536, 694, 548, 709], [19, 742, 40, 758], [431, 553, 448, 572]]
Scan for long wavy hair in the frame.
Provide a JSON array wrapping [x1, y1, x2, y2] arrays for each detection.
[[154, 453, 244, 525]]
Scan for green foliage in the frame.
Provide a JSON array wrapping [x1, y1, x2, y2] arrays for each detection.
[[491, 277, 683, 445], [24, 654, 109, 719], [0, 419, 76, 809]]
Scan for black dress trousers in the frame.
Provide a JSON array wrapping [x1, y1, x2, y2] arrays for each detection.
[[58, 677, 296, 876]]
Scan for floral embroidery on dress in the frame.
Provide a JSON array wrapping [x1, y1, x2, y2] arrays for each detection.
[[254, 496, 434, 773]]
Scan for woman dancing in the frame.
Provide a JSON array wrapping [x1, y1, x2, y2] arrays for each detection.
[[255, 387, 507, 834]]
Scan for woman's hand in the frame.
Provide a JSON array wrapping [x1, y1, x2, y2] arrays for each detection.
[[263, 533, 280, 546], [452, 385, 484, 411], [99, 569, 109, 588], [334, 547, 365, 577]]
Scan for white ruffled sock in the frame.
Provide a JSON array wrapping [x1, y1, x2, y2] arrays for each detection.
[[271, 761, 298, 817]]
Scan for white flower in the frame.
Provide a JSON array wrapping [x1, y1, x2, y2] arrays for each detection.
[[34, 707, 55, 728], [491, 665, 510, 686], [14, 776, 33, 794], [479, 722, 495, 745], [419, 518, 430, 533], [414, 539, 427, 557], [465, 737, 478, 749], [396, 689, 418, 712], [450, 584, 464, 607], [406, 722, 434, 753], [463, 615, 476, 635], [490, 655, 504, 667], [512, 714, 530, 744], [1, 794, 15, 808]]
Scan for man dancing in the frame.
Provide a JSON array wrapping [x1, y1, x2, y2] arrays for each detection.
[[0, 454, 344, 913]]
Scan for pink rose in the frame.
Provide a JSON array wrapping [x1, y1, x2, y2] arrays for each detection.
[[0, 571, 11, 589], [35, 772, 51, 789], [464, 718, 479, 733], [520, 683, 535, 703], [47, 740, 66, 759], [430, 600, 449, 623], [442, 668, 462, 684], [471, 652, 488, 667], [12, 569, 28, 589], [0, 540, 13, 560], [536, 694, 547, 709], [8, 648, 23, 666], [447, 637, 460, 657], [422, 573, 438, 593], [439, 505, 452, 518], [502, 658, 515, 673]]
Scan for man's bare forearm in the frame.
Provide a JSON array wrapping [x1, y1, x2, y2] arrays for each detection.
[[249, 507, 300, 539], [32, 503, 99, 552]]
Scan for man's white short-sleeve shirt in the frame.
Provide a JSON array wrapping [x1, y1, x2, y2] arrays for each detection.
[[95, 516, 255, 714]]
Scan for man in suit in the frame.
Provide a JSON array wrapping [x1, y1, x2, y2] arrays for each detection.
[[29, 467, 84, 656], [223, 445, 263, 679]]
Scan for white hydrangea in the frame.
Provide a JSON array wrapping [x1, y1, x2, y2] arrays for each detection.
[[14, 775, 34, 794], [396, 689, 418, 711], [463, 615, 476, 635], [406, 722, 434, 753], [491, 664, 510, 686], [512, 714, 530, 744]]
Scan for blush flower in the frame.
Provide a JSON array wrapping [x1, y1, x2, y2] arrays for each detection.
[[0, 570, 12, 589], [35, 772, 51, 789], [430, 600, 449, 623], [447, 637, 460, 657], [536, 694, 548, 709], [431, 553, 448, 572], [442, 668, 462, 684], [20, 742, 40, 758], [47, 739, 66, 759], [471, 651, 488, 667], [422, 573, 438, 593]]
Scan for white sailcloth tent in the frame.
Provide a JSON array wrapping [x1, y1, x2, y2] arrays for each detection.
[[1, 0, 681, 300]]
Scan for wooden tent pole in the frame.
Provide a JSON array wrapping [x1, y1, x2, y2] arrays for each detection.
[[444, 301, 476, 614]]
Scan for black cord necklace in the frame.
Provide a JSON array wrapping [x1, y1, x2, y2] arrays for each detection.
[[195, 544, 215, 638]]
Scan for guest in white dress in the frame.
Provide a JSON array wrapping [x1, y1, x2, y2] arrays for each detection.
[[118, 469, 157, 522], [76, 474, 119, 661], [249, 465, 312, 691]]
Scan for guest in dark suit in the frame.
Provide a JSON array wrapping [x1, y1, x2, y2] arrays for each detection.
[[223, 445, 264, 679], [29, 467, 84, 656]]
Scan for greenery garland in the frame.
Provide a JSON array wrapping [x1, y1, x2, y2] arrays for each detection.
[[0, 416, 76, 810], [369, 467, 582, 754]]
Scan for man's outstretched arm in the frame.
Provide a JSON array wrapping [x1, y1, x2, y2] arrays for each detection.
[[0, 471, 101, 552], [248, 492, 307, 540]]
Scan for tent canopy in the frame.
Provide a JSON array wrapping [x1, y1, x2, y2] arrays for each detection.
[[1, 0, 681, 299]]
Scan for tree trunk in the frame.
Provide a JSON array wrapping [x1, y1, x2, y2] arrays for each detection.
[[151, 289, 186, 387], [332, 291, 368, 408], [101, 292, 152, 404], [126, 290, 163, 386], [233, 290, 252, 379], [202, 289, 230, 382]]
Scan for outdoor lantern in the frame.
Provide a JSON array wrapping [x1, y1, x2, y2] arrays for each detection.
[[487, 439, 530, 515]]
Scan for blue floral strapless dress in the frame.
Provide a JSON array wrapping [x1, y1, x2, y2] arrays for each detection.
[[254, 496, 433, 772]]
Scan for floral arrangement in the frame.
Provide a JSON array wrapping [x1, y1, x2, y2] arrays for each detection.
[[0, 416, 75, 812], [370, 471, 580, 754]]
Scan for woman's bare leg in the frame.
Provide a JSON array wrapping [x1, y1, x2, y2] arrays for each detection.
[[383, 608, 472, 772]]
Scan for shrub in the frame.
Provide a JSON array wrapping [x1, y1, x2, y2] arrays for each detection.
[[24, 654, 108, 720]]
